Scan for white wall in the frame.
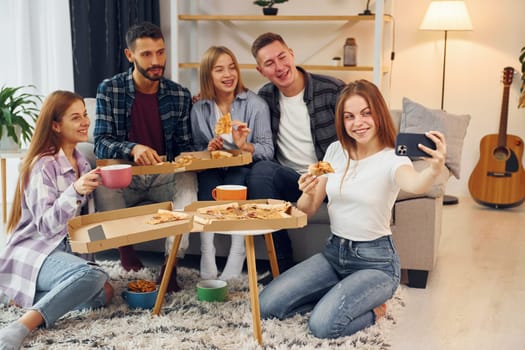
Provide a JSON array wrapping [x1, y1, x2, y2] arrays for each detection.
[[167, 0, 525, 197]]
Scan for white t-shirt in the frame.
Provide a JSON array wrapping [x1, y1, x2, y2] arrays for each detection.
[[276, 90, 317, 174], [324, 141, 412, 241]]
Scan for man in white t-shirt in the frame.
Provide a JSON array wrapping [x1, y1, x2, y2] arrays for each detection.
[[248, 32, 345, 282]]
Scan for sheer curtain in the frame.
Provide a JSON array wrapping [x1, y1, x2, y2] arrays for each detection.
[[0, 0, 73, 208], [0, 0, 74, 96]]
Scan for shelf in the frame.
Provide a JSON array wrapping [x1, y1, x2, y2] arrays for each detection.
[[173, 1, 391, 87], [178, 14, 393, 22], [179, 63, 389, 73]]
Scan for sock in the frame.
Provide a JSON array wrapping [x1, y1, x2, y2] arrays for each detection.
[[157, 264, 180, 293], [0, 321, 30, 350], [219, 235, 246, 281], [200, 233, 217, 279], [118, 245, 143, 272]]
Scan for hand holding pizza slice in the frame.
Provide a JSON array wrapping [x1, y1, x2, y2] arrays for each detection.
[[308, 161, 335, 176]]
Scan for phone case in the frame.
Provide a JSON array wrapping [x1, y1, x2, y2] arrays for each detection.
[[395, 133, 436, 158]]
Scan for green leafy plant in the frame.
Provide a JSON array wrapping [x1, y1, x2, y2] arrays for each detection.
[[0, 85, 41, 147], [253, 0, 288, 8]]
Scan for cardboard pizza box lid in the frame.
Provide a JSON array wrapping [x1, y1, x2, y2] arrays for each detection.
[[96, 150, 252, 175], [68, 202, 193, 253], [184, 199, 308, 233]]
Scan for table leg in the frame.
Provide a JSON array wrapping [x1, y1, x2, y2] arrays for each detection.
[[245, 235, 263, 345], [263, 233, 280, 278], [1, 158, 6, 224], [152, 234, 182, 315]]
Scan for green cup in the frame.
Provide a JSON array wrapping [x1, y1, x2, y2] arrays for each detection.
[[197, 279, 228, 302]]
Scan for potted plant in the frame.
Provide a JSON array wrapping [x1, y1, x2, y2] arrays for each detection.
[[253, 0, 289, 16], [0, 85, 41, 150]]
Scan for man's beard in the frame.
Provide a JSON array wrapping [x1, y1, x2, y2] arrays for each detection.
[[135, 61, 165, 81]]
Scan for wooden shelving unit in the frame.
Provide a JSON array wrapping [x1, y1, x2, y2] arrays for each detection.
[[172, 1, 392, 88]]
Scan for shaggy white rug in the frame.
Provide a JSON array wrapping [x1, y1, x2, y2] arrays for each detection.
[[0, 261, 406, 350]]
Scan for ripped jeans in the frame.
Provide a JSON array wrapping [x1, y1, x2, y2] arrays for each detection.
[[259, 234, 400, 338], [31, 243, 109, 327]]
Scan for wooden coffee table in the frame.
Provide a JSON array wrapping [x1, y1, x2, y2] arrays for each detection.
[[152, 229, 280, 345]]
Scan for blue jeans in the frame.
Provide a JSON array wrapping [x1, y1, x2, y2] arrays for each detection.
[[259, 234, 400, 338], [31, 244, 109, 327], [246, 160, 301, 262]]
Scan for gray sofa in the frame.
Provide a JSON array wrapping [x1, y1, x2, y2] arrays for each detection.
[[81, 99, 450, 288]]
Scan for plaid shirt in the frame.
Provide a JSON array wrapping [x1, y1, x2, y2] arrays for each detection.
[[257, 66, 345, 161], [94, 67, 193, 162], [0, 149, 93, 307]]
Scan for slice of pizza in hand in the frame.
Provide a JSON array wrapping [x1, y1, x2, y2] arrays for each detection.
[[146, 209, 190, 225], [308, 161, 335, 176], [215, 112, 232, 135]]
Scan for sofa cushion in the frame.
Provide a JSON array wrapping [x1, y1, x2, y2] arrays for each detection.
[[400, 98, 471, 179]]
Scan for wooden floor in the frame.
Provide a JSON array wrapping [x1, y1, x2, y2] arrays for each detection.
[[390, 196, 525, 350], [1, 196, 524, 349]]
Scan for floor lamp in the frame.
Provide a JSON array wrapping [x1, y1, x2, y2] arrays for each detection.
[[420, 0, 473, 205]]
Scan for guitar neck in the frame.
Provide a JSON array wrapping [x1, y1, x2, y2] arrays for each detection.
[[498, 85, 510, 147]]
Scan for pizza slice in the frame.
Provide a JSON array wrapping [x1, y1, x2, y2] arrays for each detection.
[[240, 202, 292, 219], [308, 161, 335, 176], [215, 112, 232, 135], [172, 154, 198, 168], [194, 202, 243, 224], [146, 209, 190, 225], [211, 150, 234, 159]]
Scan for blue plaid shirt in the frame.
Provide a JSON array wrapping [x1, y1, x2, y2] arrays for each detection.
[[94, 67, 193, 162]]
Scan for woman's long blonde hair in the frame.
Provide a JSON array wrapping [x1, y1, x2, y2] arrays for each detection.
[[334, 80, 397, 182], [199, 46, 246, 100], [7, 91, 84, 233]]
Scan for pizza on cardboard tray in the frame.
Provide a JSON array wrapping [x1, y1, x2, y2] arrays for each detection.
[[171, 154, 199, 168], [146, 209, 190, 225], [211, 150, 234, 159], [194, 201, 292, 224]]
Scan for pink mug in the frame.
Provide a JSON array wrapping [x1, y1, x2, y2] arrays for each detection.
[[97, 164, 132, 189]]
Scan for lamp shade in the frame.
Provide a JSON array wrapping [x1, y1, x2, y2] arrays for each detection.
[[420, 1, 473, 31]]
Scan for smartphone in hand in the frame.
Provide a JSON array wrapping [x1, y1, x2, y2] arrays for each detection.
[[395, 133, 436, 158]]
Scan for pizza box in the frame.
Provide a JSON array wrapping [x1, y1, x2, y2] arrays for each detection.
[[184, 199, 308, 233], [96, 150, 252, 175], [68, 202, 193, 253]]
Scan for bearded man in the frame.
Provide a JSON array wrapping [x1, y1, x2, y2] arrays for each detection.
[[94, 22, 196, 293]]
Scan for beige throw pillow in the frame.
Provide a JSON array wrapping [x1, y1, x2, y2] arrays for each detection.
[[400, 97, 471, 179]]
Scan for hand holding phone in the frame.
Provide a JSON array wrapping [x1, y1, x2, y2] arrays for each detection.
[[395, 133, 437, 158]]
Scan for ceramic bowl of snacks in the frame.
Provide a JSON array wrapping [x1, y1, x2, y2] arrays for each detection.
[[196, 279, 228, 302], [122, 279, 158, 309]]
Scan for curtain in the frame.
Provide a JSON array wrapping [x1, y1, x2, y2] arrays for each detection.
[[0, 0, 74, 95], [69, 0, 160, 97]]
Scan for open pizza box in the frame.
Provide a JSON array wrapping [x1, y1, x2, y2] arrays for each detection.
[[184, 199, 308, 232], [68, 202, 193, 253], [96, 150, 252, 176]]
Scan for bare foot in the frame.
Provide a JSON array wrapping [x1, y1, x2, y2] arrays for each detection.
[[373, 303, 387, 321]]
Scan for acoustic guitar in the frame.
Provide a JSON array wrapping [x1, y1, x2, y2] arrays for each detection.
[[468, 67, 525, 208]]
